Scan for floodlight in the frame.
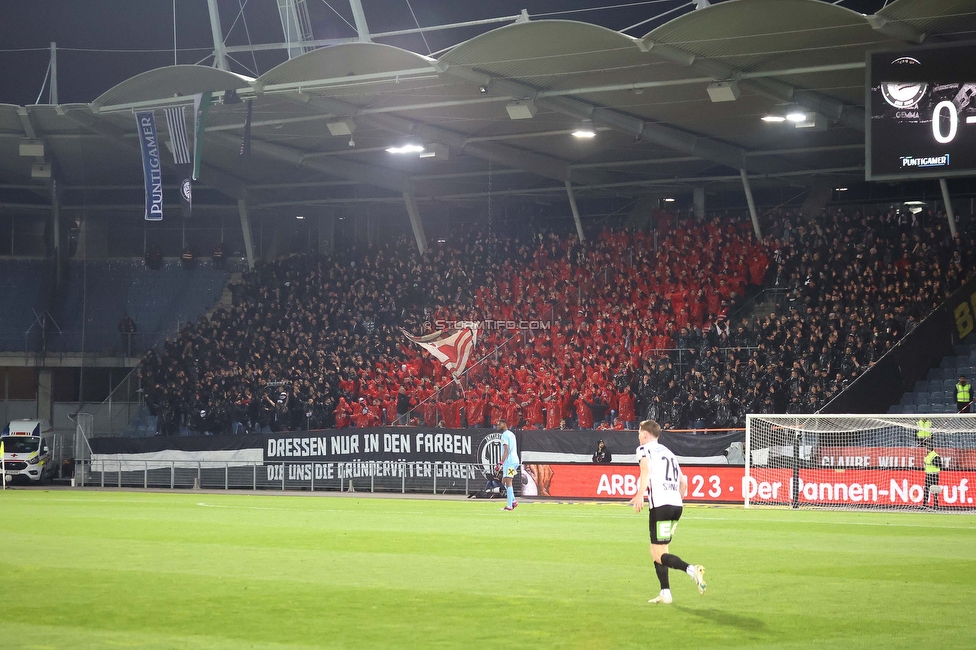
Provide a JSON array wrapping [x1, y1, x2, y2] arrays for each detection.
[[572, 120, 597, 138], [386, 144, 425, 154]]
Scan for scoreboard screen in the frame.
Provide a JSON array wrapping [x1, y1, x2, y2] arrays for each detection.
[[867, 41, 976, 181]]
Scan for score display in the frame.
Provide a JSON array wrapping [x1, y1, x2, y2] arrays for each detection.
[[867, 41, 976, 181]]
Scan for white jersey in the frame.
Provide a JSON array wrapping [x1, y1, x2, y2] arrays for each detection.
[[636, 440, 683, 508]]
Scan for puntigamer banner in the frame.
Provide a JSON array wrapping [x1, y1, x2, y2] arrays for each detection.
[[135, 110, 163, 221]]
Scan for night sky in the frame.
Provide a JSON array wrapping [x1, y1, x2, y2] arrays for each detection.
[[0, 0, 890, 106]]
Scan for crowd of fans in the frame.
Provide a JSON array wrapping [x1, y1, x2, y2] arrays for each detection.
[[140, 206, 974, 435]]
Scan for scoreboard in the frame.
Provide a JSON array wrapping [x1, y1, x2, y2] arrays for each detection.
[[867, 41, 976, 181]]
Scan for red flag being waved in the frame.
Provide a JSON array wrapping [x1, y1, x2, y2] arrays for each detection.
[[401, 322, 479, 383]]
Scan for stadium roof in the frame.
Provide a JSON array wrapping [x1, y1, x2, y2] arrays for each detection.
[[1, 0, 975, 239]]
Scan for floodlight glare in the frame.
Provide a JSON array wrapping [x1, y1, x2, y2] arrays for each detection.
[[386, 144, 425, 154], [664, 198, 676, 202], [761, 115, 786, 123], [786, 112, 807, 122], [572, 120, 596, 138]]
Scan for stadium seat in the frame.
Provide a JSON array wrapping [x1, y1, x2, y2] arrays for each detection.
[[943, 379, 957, 392], [927, 368, 943, 381], [914, 392, 930, 405], [929, 404, 946, 413], [902, 404, 917, 414], [959, 366, 975, 379], [942, 368, 958, 381], [940, 357, 957, 369], [888, 405, 903, 414]]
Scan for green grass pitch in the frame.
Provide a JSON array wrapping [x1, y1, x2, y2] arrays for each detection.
[[1, 490, 975, 649]]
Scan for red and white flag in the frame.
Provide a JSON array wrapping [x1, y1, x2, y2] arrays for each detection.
[[401, 322, 479, 382]]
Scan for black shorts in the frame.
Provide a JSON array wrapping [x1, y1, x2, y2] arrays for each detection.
[[648, 504, 683, 544], [925, 473, 939, 488]]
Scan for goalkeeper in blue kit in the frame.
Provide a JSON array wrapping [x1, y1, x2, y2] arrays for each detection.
[[629, 419, 706, 604]]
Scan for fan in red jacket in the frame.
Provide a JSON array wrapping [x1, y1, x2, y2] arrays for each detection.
[[617, 386, 636, 429], [465, 392, 487, 428], [334, 397, 351, 429], [523, 393, 545, 428], [502, 396, 522, 428]]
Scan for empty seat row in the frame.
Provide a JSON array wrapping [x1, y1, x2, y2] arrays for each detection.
[[891, 404, 960, 414]]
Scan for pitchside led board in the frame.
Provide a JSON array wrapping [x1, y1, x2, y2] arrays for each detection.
[[867, 41, 976, 181]]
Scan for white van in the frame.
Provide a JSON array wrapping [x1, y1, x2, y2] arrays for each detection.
[[1, 419, 55, 484]]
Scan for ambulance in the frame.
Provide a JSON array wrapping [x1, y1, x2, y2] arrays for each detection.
[[1, 419, 55, 485]]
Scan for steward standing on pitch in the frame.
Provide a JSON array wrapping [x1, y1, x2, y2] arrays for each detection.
[[628, 419, 706, 604], [915, 417, 932, 446], [922, 438, 943, 508]]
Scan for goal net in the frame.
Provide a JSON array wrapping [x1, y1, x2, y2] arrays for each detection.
[[745, 414, 976, 510]]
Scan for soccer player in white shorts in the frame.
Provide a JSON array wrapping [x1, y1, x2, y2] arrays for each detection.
[[629, 419, 706, 603]]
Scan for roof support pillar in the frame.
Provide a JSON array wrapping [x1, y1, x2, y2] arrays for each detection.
[[51, 177, 63, 287], [740, 169, 761, 240], [207, 0, 230, 71], [693, 186, 705, 221], [565, 181, 585, 243], [349, 0, 372, 42], [49, 42, 58, 104], [402, 183, 427, 255], [940, 178, 958, 239], [238, 198, 256, 270]]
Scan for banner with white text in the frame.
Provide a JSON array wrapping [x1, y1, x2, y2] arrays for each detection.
[[135, 110, 163, 221], [521, 463, 976, 508]]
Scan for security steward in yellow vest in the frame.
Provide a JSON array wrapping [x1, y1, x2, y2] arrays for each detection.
[[916, 418, 932, 446], [922, 439, 943, 508], [957, 375, 972, 413]]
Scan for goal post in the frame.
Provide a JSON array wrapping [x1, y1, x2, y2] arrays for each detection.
[[744, 414, 976, 510]]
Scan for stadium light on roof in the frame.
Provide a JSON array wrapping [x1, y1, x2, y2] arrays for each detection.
[[664, 197, 676, 202], [386, 144, 425, 154], [786, 111, 807, 123], [572, 120, 597, 138], [761, 115, 787, 122]]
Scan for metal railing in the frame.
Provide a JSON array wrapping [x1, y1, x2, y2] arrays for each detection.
[[75, 459, 489, 496]]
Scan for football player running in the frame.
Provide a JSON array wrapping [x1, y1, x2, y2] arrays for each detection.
[[629, 419, 706, 603]]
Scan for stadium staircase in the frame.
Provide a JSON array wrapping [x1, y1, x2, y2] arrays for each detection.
[[890, 334, 976, 414], [122, 406, 159, 438], [0, 259, 54, 351], [48, 259, 231, 355]]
